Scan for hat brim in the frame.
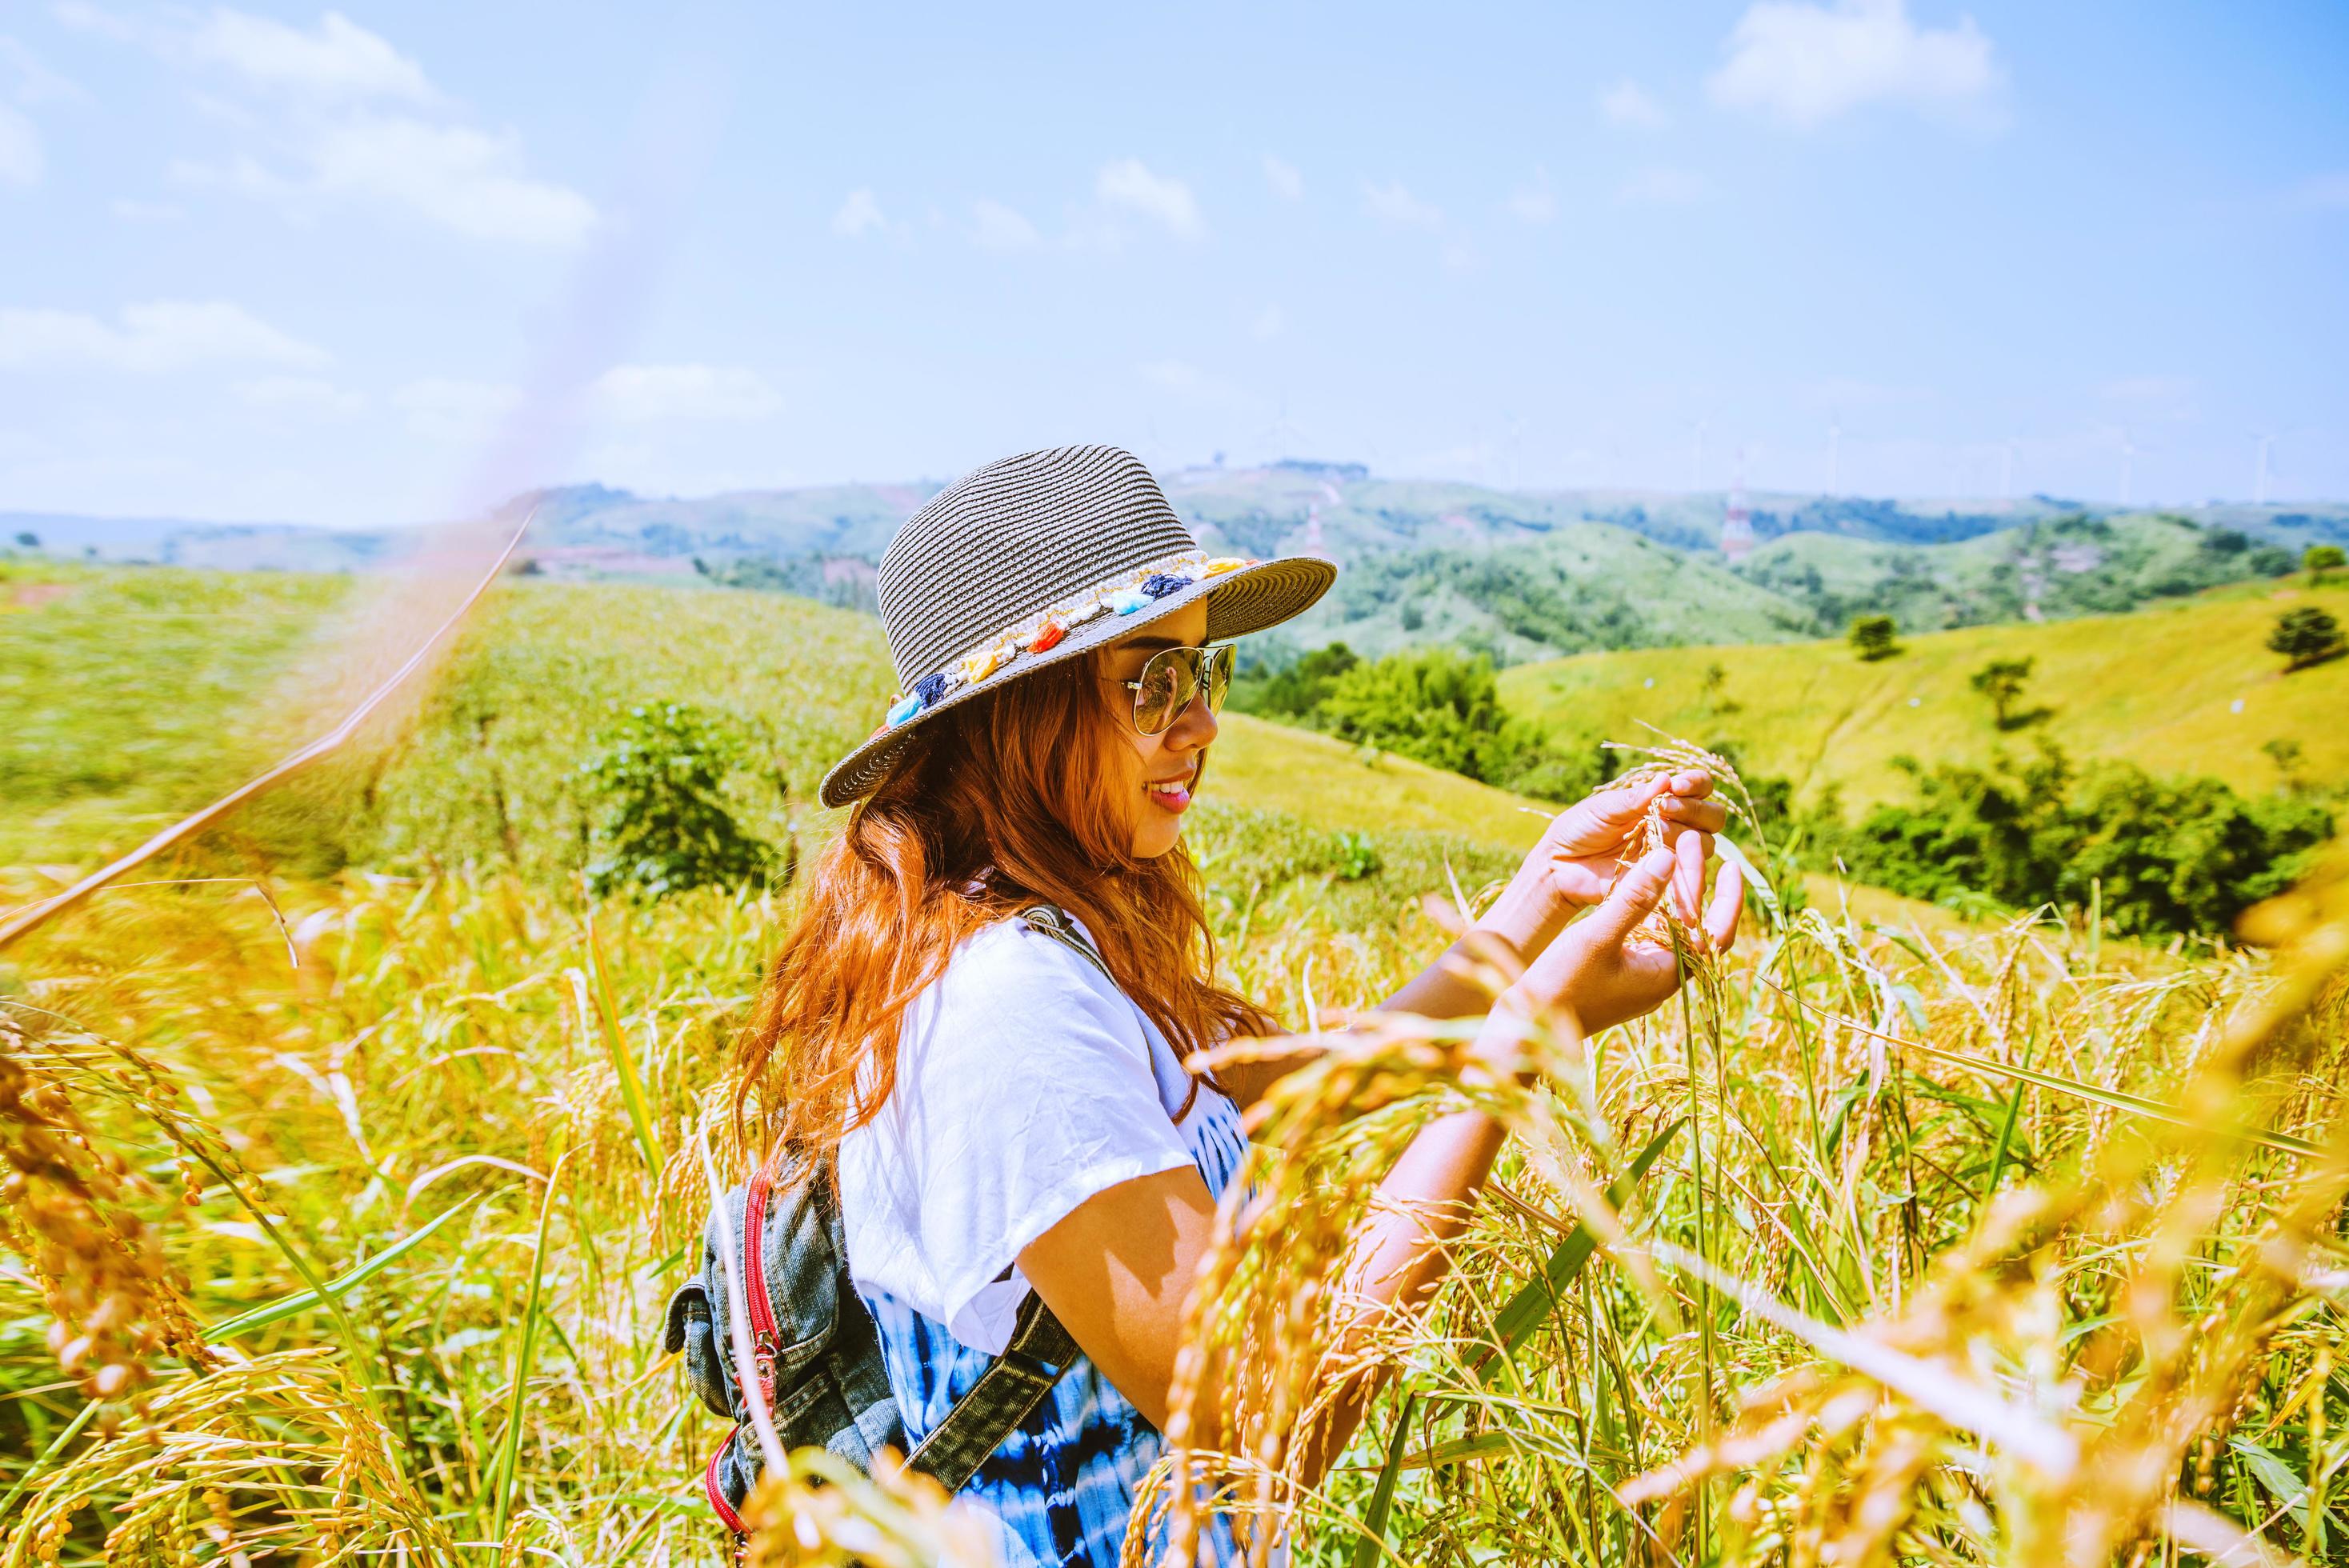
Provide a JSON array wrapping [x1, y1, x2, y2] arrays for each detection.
[[818, 553, 1336, 808]]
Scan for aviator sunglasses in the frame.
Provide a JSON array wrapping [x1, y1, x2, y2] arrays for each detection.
[[1115, 643, 1236, 735]]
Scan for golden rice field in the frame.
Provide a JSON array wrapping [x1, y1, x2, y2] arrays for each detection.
[[2, 563, 2346, 1566]]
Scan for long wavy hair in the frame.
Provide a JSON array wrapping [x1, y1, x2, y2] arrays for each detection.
[[734, 650, 1272, 1164]]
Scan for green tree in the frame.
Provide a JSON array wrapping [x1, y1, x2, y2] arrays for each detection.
[[1825, 745, 2332, 936], [2305, 542, 2346, 585], [1234, 642, 1360, 719], [578, 702, 774, 898], [1968, 656, 2039, 730], [10, 531, 36, 550], [1847, 614, 1901, 662], [2267, 606, 2345, 672]]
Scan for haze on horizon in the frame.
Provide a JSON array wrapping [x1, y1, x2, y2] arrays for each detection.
[[2, 0, 2344, 527]]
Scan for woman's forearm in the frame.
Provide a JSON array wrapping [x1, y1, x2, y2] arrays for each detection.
[[1291, 1102, 1511, 1483], [1379, 867, 1571, 1019]]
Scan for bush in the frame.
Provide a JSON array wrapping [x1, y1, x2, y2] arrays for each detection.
[[578, 702, 775, 898], [2267, 606, 2344, 672], [2304, 542, 2345, 585]]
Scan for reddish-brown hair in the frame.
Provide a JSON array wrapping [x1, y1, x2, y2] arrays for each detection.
[[734, 651, 1271, 1162]]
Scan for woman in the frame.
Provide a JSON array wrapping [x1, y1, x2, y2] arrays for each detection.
[[734, 445, 1739, 1566]]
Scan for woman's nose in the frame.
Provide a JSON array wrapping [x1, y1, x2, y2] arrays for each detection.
[[1164, 686, 1219, 750]]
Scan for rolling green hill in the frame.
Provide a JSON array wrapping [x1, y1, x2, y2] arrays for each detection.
[[0, 565, 1543, 875], [1498, 578, 2349, 811]]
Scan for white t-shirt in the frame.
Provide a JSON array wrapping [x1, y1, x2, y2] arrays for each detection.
[[837, 916, 1227, 1355]]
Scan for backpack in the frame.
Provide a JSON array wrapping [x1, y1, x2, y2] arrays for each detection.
[[662, 906, 1103, 1534]]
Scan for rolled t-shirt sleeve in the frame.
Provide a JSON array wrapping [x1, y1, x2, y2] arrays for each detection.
[[838, 922, 1197, 1354]]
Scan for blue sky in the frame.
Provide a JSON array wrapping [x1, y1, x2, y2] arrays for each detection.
[[2, 0, 2344, 526]]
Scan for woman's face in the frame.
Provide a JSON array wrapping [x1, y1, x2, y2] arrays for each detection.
[[1098, 600, 1216, 859]]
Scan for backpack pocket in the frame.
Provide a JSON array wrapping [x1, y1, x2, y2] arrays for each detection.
[[662, 1280, 737, 1422]]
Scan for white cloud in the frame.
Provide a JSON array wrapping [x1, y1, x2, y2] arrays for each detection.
[[970, 197, 1039, 252], [0, 104, 36, 186], [206, 114, 595, 246], [2291, 172, 2349, 210], [394, 376, 520, 440], [832, 187, 886, 238], [1619, 166, 1710, 205], [1440, 238, 1479, 274], [110, 197, 183, 222], [1261, 153, 1303, 201], [71, 5, 592, 245], [589, 364, 782, 423], [1507, 168, 1557, 223], [233, 374, 366, 417], [0, 299, 329, 372], [1362, 178, 1443, 230], [1708, 0, 2004, 130], [1096, 158, 1203, 241], [189, 10, 432, 102], [1251, 304, 1285, 341], [1599, 78, 1671, 130]]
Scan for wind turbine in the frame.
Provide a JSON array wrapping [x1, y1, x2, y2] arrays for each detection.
[[2119, 426, 2139, 508], [1826, 410, 1842, 495], [2000, 437, 2019, 509], [2252, 432, 2275, 505], [1688, 418, 1709, 494]]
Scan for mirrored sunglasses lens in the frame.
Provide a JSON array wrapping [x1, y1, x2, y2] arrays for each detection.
[[1134, 653, 1190, 734], [1204, 646, 1234, 714]]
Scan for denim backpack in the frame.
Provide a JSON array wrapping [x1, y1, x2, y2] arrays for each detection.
[[663, 906, 1100, 1533]]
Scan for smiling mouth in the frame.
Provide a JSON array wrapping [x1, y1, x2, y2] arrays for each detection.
[[1145, 774, 1195, 813]]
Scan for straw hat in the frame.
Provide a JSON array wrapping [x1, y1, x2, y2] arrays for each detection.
[[819, 444, 1335, 808]]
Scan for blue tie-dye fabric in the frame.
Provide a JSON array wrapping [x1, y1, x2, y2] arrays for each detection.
[[858, 1081, 1251, 1567]]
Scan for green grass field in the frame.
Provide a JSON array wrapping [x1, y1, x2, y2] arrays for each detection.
[[4, 560, 2343, 1565], [1500, 578, 2349, 811]]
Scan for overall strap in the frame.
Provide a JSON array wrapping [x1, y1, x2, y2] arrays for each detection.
[[1016, 903, 1114, 983], [902, 1289, 1080, 1492], [890, 905, 1101, 1492]]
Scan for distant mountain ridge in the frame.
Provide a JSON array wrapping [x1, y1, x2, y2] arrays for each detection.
[[9, 463, 2346, 661]]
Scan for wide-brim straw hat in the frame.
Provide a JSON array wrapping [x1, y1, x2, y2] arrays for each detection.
[[819, 444, 1336, 808]]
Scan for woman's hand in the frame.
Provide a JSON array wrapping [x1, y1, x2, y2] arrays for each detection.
[[1507, 844, 1743, 1035], [1474, 770, 1731, 966]]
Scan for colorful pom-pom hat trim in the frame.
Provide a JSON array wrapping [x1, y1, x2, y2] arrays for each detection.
[[818, 445, 1335, 809]]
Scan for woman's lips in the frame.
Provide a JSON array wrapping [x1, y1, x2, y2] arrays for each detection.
[[1146, 779, 1193, 813]]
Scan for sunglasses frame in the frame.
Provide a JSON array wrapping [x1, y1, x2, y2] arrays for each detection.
[[1114, 643, 1236, 736]]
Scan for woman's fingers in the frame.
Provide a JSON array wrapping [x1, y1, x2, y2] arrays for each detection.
[[1667, 769, 1714, 798], [1704, 858, 1744, 952], [1672, 828, 1707, 926], [1587, 846, 1674, 946], [1659, 796, 1730, 835]]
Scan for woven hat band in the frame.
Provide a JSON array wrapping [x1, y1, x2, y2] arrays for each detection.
[[876, 445, 1196, 687]]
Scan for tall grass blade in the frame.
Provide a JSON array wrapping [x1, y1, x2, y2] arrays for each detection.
[[1476, 1117, 1684, 1379], [487, 1158, 566, 1550], [0, 1398, 99, 1521], [582, 916, 660, 1172], [207, 1193, 482, 1341], [1982, 1027, 2034, 1201], [1348, 1394, 1415, 1568]]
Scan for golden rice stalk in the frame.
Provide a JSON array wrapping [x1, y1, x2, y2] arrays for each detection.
[[1, 1350, 457, 1568], [0, 1014, 210, 1410]]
